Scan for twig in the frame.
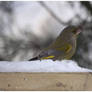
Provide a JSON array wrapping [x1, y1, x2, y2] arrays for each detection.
[[38, 1, 69, 25]]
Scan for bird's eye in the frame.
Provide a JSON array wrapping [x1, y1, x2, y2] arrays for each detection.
[[72, 28, 81, 35], [72, 29, 77, 34]]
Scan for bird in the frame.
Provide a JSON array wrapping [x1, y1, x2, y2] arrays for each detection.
[[29, 25, 82, 61]]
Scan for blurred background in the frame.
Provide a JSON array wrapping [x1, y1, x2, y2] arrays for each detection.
[[0, 1, 92, 69]]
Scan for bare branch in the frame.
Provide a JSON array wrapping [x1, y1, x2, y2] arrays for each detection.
[[38, 1, 69, 25]]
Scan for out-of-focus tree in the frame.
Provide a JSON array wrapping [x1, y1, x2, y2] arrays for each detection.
[[0, 1, 92, 69], [72, 1, 92, 69], [38, 1, 92, 69]]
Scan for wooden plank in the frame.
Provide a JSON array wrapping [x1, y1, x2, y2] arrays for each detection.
[[85, 73, 92, 91], [0, 73, 91, 91]]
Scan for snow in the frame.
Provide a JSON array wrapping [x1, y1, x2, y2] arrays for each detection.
[[0, 60, 92, 72]]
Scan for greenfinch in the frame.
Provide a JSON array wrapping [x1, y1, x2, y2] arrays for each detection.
[[29, 25, 81, 61]]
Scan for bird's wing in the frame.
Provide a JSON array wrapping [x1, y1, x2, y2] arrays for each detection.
[[38, 49, 63, 60]]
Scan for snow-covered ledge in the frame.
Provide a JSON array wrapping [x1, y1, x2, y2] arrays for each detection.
[[0, 60, 92, 72]]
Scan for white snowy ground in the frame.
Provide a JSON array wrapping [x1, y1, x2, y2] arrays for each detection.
[[0, 60, 92, 72]]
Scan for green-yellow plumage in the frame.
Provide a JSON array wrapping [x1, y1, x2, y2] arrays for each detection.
[[29, 25, 81, 61]]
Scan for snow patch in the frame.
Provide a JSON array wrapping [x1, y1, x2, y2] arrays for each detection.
[[0, 60, 92, 72]]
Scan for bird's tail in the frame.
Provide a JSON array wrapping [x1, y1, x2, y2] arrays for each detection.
[[28, 57, 39, 61]]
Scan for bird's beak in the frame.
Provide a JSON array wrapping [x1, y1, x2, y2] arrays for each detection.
[[76, 23, 84, 35], [76, 29, 81, 35]]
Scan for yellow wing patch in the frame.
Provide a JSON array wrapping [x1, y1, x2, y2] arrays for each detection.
[[41, 56, 55, 60], [65, 44, 72, 53], [64, 44, 74, 59], [56, 44, 72, 53]]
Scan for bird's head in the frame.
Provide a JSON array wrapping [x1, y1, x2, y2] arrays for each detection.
[[71, 26, 81, 36], [63, 25, 82, 38]]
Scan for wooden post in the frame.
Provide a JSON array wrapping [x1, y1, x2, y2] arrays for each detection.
[[0, 73, 91, 91]]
